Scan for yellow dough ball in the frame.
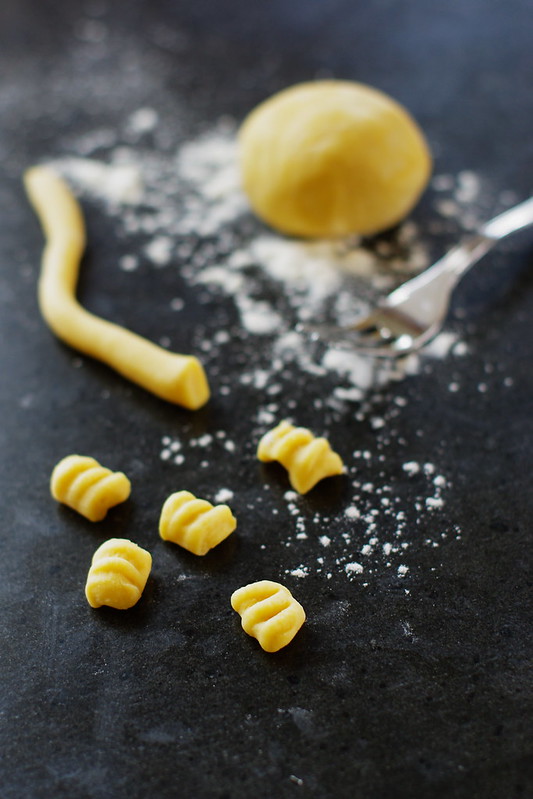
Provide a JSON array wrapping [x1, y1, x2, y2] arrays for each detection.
[[239, 80, 432, 238]]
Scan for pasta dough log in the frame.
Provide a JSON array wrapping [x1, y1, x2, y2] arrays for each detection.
[[257, 420, 344, 494], [159, 490, 237, 555], [85, 538, 152, 609], [50, 454, 131, 522], [231, 580, 306, 652], [23, 166, 210, 410]]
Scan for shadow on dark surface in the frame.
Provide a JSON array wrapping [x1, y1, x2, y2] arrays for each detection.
[[257, 462, 350, 509], [160, 531, 240, 575], [87, 577, 159, 629], [54, 500, 135, 541]]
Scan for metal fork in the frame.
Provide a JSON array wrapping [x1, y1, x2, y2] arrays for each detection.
[[301, 197, 533, 357]]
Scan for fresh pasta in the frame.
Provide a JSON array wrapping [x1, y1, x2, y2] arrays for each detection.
[[50, 454, 131, 522], [257, 420, 344, 494], [23, 166, 210, 410], [159, 490, 237, 555], [231, 580, 306, 652], [85, 538, 152, 609]]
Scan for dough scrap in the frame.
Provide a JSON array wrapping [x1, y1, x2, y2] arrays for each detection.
[[239, 80, 432, 238]]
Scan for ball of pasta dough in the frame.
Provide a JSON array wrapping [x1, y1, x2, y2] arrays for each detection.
[[239, 80, 432, 238]]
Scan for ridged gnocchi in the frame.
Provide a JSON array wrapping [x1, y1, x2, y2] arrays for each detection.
[[85, 538, 152, 609], [257, 420, 344, 494], [50, 454, 131, 521], [231, 580, 306, 652], [159, 490, 237, 555]]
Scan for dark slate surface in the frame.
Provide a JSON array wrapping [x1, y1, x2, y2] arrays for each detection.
[[0, 1, 532, 797]]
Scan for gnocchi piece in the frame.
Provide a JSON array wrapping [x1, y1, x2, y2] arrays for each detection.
[[50, 454, 131, 522], [231, 580, 306, 652], [85, 538, 152, 609], [257, 420, 344, 494], [24, 166, 209, 409], [239, 80, 431, 238], [159, 490, 237, 556]]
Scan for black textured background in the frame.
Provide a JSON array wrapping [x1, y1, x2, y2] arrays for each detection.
[[0, 1, 532, 798]]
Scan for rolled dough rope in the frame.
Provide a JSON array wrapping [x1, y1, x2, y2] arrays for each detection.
[[23, 166, 210, 409]]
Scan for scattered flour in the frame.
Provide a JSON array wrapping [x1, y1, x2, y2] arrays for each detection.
[[345, 562, 364, 575], [214, 488, 234, 504], [45, 108, 507, 587], [50, 156, 144, 205], [119, 254, 139, 272], [144, 236, 174, 266], [402, 462, 421, 476], [47, 118, 478, 405], [126, 107, 159, 137]]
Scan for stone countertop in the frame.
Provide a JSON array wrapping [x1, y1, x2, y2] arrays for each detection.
[[0, 1, 532, 797]]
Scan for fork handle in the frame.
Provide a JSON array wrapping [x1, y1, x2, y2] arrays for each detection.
[[405, 196, 533, 293], [451, 196, 533, 279], [482, 196, 533, 239]]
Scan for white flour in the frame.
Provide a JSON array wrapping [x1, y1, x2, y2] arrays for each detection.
[[51, 156, 143, 205], [46, 119, 482, 404], [43, 109, 513, 586]]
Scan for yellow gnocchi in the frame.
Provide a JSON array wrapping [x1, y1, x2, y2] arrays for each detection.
[[50, 454, 131, 522], [85, 538, 152, 609], [257, 420, 344, 494], [159, 490, 237, 555], [231, 580, 306, 652]]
